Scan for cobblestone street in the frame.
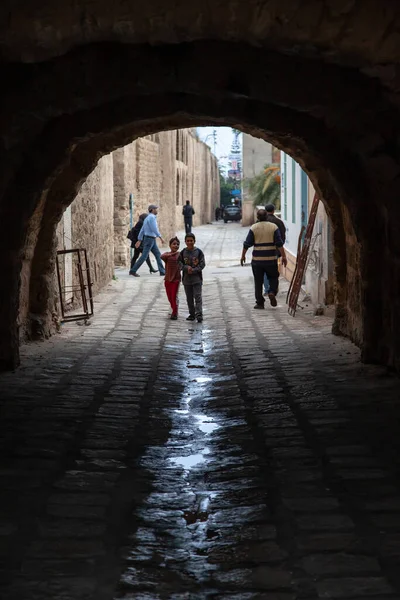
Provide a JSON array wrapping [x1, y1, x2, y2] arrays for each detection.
[[1, 223, 400, 599]]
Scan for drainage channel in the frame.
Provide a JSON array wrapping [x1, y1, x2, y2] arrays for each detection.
[[114, 320, 290, 598], [115, 326, 222, 598]]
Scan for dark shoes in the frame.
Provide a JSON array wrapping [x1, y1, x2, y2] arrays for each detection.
[[197, 317, 203, 323], [186, 315, 196, 321], [170, 314, 178, 320], [149, 269, 159, 274], [268, 293, 277, 307], [254, 303, 265, 310], [130, 272, 140, 277], [160, 272, 166, 277]]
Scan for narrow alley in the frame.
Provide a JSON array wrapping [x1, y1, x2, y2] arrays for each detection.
[[1, 223, 400, 599]]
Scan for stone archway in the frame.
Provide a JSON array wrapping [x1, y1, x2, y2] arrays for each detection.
[[0, 4, 399, 370]]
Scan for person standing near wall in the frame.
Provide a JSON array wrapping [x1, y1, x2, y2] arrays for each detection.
[[182, 200, 195, 234], [241, 208, 287, 308], [129, 204, 166, 277], [265, 203, 286, 244]]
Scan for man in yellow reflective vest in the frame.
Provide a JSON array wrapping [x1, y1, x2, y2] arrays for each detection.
[[241, 208, 287, 309]]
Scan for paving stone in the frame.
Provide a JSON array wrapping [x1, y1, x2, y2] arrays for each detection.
[[38, 519, 106, 538], [283, 497, 340, 512], [297, 515, 355, 531], [316, 577, 394, 598], [47, 493, 111, 506], [297, 533, 359, 552], [46, 504, 107, 519], [27, 539, 107, 558], [302, 553, 381, 576], [212, 567, 292, 590], [371, 514, 400, 530], [209, 541, 288, 564]]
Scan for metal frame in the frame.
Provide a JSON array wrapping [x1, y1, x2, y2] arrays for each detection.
[[286, 193, 320, 316], [56, 248, 94, 322]]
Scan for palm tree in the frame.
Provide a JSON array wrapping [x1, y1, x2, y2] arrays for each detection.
[[246, 164, 281, 209]]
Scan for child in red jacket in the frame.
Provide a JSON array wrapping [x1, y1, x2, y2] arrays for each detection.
[[161, 237, 181, 320]]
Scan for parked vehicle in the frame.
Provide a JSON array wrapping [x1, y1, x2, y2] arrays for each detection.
[[224, 206, 242, 222]]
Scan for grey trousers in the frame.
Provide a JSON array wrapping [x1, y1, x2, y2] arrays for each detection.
[[184, 283, 203, 317]]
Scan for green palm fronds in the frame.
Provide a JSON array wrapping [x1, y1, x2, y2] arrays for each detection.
[[246, 164, 281, 208]]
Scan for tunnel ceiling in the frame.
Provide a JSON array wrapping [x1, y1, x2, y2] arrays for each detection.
[[0, 0, 399, 68]]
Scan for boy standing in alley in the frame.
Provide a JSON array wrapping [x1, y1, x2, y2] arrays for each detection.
[[179, 233, 206, 323], [161, 237, 181, 320]]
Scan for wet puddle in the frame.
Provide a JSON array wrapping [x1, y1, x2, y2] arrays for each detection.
[[196, 414, 220, 434], [169, 453, 206, 469], [118, 326, 227, 594], [193, 376, 212, 383]]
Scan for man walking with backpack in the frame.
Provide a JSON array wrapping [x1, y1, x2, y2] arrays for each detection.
[[129, 204, 166, 278], [127, 213, 158, 274], [182, 201, 195, 234]]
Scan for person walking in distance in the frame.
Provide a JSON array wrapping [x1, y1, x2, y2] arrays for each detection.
[[264, 203, 286, 296], [179, 233, 205, 323], [161, 237, 181, 320], [127, 213, 158, 274], [182, 200, 195, 234], [241, 208, 287, 309], [129, 204, 166, 277]]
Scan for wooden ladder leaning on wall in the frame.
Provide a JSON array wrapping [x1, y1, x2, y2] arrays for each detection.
[[286, 193, 320, 316]]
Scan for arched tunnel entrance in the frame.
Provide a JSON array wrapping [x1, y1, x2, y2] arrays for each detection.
[[1, 34, 399, 371], [2, 2, 400, 595]]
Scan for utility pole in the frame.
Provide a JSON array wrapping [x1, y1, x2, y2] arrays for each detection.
[[229, 129, 242, 206]]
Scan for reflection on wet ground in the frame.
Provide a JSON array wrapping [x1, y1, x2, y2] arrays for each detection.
[[115, 317, 290, 598], [117, 325, 233, 597]]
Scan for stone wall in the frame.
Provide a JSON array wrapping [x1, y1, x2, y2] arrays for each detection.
[[304, 181, 335, 307], [334, 203, 363, 348], [70, 154, 115, 296], [55, 154, 114, 313]]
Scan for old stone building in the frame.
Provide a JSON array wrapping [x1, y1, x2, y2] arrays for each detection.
[[54, 129, 218, 315], [113, 129, 219, 267], [2, 1, 400, 371], [241, 134, 278, 226]]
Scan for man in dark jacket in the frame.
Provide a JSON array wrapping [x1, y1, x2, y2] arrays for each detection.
[[264, 203, 286, 296], [127, 213, 158, 274], [265, 203, 286, 243], [182, 201, 195, 234]]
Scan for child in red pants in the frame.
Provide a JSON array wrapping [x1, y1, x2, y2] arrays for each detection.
[[161, 237, 181, 320]]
